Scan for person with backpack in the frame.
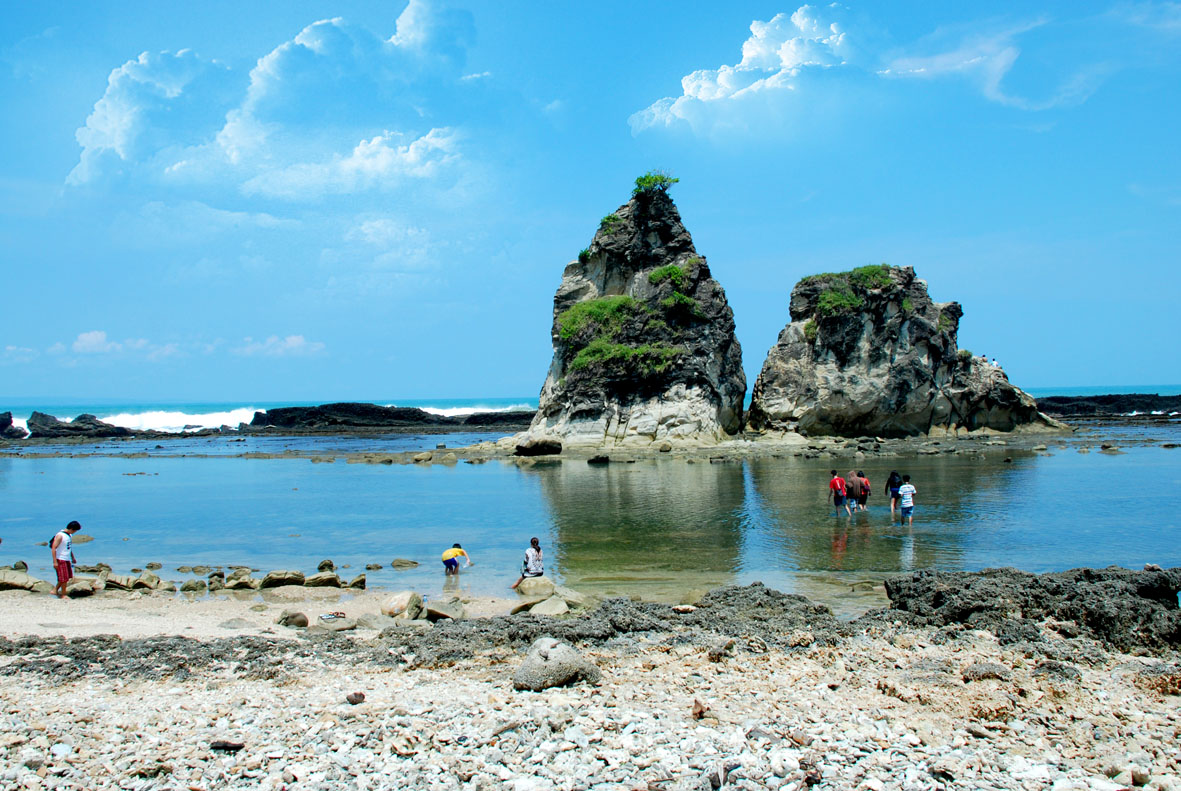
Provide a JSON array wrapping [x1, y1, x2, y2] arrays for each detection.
[[50, 520, 82, 599], [828, 471, 851, 517], [856, 471, 871, 511], [885, 471, 903, 519], [845, 470, 863, 512]]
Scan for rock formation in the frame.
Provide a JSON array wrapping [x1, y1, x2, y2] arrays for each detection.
[[26, 412, 134, 439], [747, 265, 1060, 437], [522, 178, 745, 447], [0, 412, 27, 439], [249, 403, 535, 433]]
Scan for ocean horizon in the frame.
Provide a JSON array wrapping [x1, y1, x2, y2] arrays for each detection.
[[2, 384, 1178, 434]]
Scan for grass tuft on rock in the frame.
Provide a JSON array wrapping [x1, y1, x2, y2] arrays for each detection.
[[570, 339, 681, 374], [804, 319, 818, 343], [632, 169, 679, 196], [578, 248, 590, 264], [848, 264, 893, 290], [648, 264, 687, 290], [599, 214, 623, 234], [817, 288, 864, 317], [558, 296, 641, 340]]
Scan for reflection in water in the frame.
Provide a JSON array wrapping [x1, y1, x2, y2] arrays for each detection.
[[530, 459, 746, 599]]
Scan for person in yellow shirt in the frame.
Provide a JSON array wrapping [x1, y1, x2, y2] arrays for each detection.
[[441, 543, 472, 576]]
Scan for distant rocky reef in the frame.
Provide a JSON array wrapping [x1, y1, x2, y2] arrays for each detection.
[[522, 173, 745, 448], [249, 403, 535, 433], [1037, 393, 1181, 418], [747, 265, 1061, 438]]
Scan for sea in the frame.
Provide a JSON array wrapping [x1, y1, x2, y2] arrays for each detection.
[[2, 388, 1179, 616]]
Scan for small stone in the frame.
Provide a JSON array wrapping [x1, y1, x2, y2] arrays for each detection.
[[365, 564, 382, 570], [390, 558, 419, 569], [277, 610, 308, 628], [210, 741, 244, 753], [304, 572, 342, 588], [345, 692, 365, 705], [145, 562, 161, 570], [381, 591, 423, 620], [317, 559, 335, 572], [347, 573, 366, 589]]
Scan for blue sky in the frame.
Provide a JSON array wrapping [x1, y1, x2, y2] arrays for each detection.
[[2, 1, 1179, 401]]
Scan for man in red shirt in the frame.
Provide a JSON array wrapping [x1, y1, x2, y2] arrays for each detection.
[[828, 470, 851, 517]]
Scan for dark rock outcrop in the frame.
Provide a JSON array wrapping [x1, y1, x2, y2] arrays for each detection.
[[249, 403, 535, 433], [523, 183, 745, 447], [747, 265, 1061, 437], [883, 566, 1181, 653], [0, 412, 27, 440], [26, 412, 134, 439], [1037, 393, 1181, 418]]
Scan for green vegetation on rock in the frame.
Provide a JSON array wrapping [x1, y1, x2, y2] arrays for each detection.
[[958, 348, 973, 361], [804, 319, 817, 343], [848, 264, 892, 290], [599, 214, 623, 234], [632, 169, 679, 196], [557, 295, 640, 340], [570, 338, 681, 374], [578, 248, 590, 264], [901, 297, 914, 313], [938, 311, 953, 331], [648, 264, 687, 290], [817, 288, 864, 317], [660, 291, 702, 320]]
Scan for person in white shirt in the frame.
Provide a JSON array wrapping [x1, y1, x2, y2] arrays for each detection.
[[511, 537, 544, 590], [50, 520, 82, 599], [898, 476, 917, 526]]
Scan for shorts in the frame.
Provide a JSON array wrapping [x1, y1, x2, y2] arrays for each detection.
[[833, 494, 846, 506], [901, 506, 914, 519], [55, 561, 73, 585], [442, 558, 459, 570], [890, 488, 901, 499], [857, 494, 868, 506]]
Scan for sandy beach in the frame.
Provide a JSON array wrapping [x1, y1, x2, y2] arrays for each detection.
[[2, 572, 1179, 791]]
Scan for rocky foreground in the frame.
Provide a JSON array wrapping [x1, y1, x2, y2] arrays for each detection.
[[1, 567, 1179, 791]]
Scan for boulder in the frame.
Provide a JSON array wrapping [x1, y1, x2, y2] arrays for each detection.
[[311, 617, 356, 632], [317, 559, 335, 572], [0, 570, 45, 592], [304, 572, 342, 588], [26, 412, 135, 439], [515, 576, 556, 598], [390, 558, 419, 569], [103, 574, 138, 591], [381, 591, 424, 620], [66, 578, 95, 597], [519, 181, 746, 448], [225, 576, 258, 590], [513, 637, 602, 691], [529, 596, 570, 616], [259, 570, 305, 589], [747, 265, 1063, 437], [277, 610, 309, 628], [347, 574, 366, 589], [132, 571, 162, 590], [553, 585, 595, 609], [180, 579, 207, 593], [0, 412, 28, 440], [208, 577, 225, 592], [11, 560, 28, 572], [514, 439, 562, 457], [424, 598, 466, 621]]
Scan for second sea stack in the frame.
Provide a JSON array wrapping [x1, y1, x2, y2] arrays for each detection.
[[522, 175, 745, 447], [746, 265, 1060, 437]]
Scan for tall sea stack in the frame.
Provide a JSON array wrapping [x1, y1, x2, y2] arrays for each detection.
[[522, 177, 745, 448], [747, 265, 1060, 437]]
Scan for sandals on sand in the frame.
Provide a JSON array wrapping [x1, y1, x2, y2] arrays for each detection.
[[319, 611, 347, 621]]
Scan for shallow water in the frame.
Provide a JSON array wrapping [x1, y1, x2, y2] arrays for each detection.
[[1, 423, 1178, 617]]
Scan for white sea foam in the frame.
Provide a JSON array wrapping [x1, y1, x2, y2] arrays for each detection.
[[384, 403, 536, 418], [12, 417, 27, 432], [98, 408, 260, 433]]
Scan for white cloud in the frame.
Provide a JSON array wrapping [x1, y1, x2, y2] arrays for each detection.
[[242, 127, 460, 200], [630, 4, 853, 134], [233, 335, 326, 357], [72, 330, 122, 354], [47, 342, 66, 355], [346, 217, 428, 247], [69, 6, 474, 200], [1, 345, 38, 364], [1118, 1, 1181, 32]]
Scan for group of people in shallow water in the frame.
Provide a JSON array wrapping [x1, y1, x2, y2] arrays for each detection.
[[827, 469, 918, 525], [440, 536, 544, 589]]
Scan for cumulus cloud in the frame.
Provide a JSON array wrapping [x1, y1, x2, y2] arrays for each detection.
[[233, 335, 326, 357], [633, 5, 1115, 135], [69, 3, 474, 199], [630, 4, 853, 134], [72, 330, 122, 354]]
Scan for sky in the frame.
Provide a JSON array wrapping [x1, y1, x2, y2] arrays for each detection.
[[2, 0, 1179, 402]]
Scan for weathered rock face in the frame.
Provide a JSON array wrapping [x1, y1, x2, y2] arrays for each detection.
[[1, 412, 28, 439], [26, 412, 134, 439], [747, 265, 1060, 437], [524, 188, 745, 447]]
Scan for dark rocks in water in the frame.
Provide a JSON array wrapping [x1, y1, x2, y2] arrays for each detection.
[[26, 412, 134, 439], [523, 182, 746, 447], [0, 412, 27, 439], [515, 438, 562, 457], [249, 402, 535, 433], [1036, 393, 1181, 418], [317, 559, 335, 572], [747, 265, 1062, 438], [883, 566, 1181, 653]]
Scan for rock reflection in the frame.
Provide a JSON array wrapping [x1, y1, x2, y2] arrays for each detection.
[[529, 460, 746, 599]]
